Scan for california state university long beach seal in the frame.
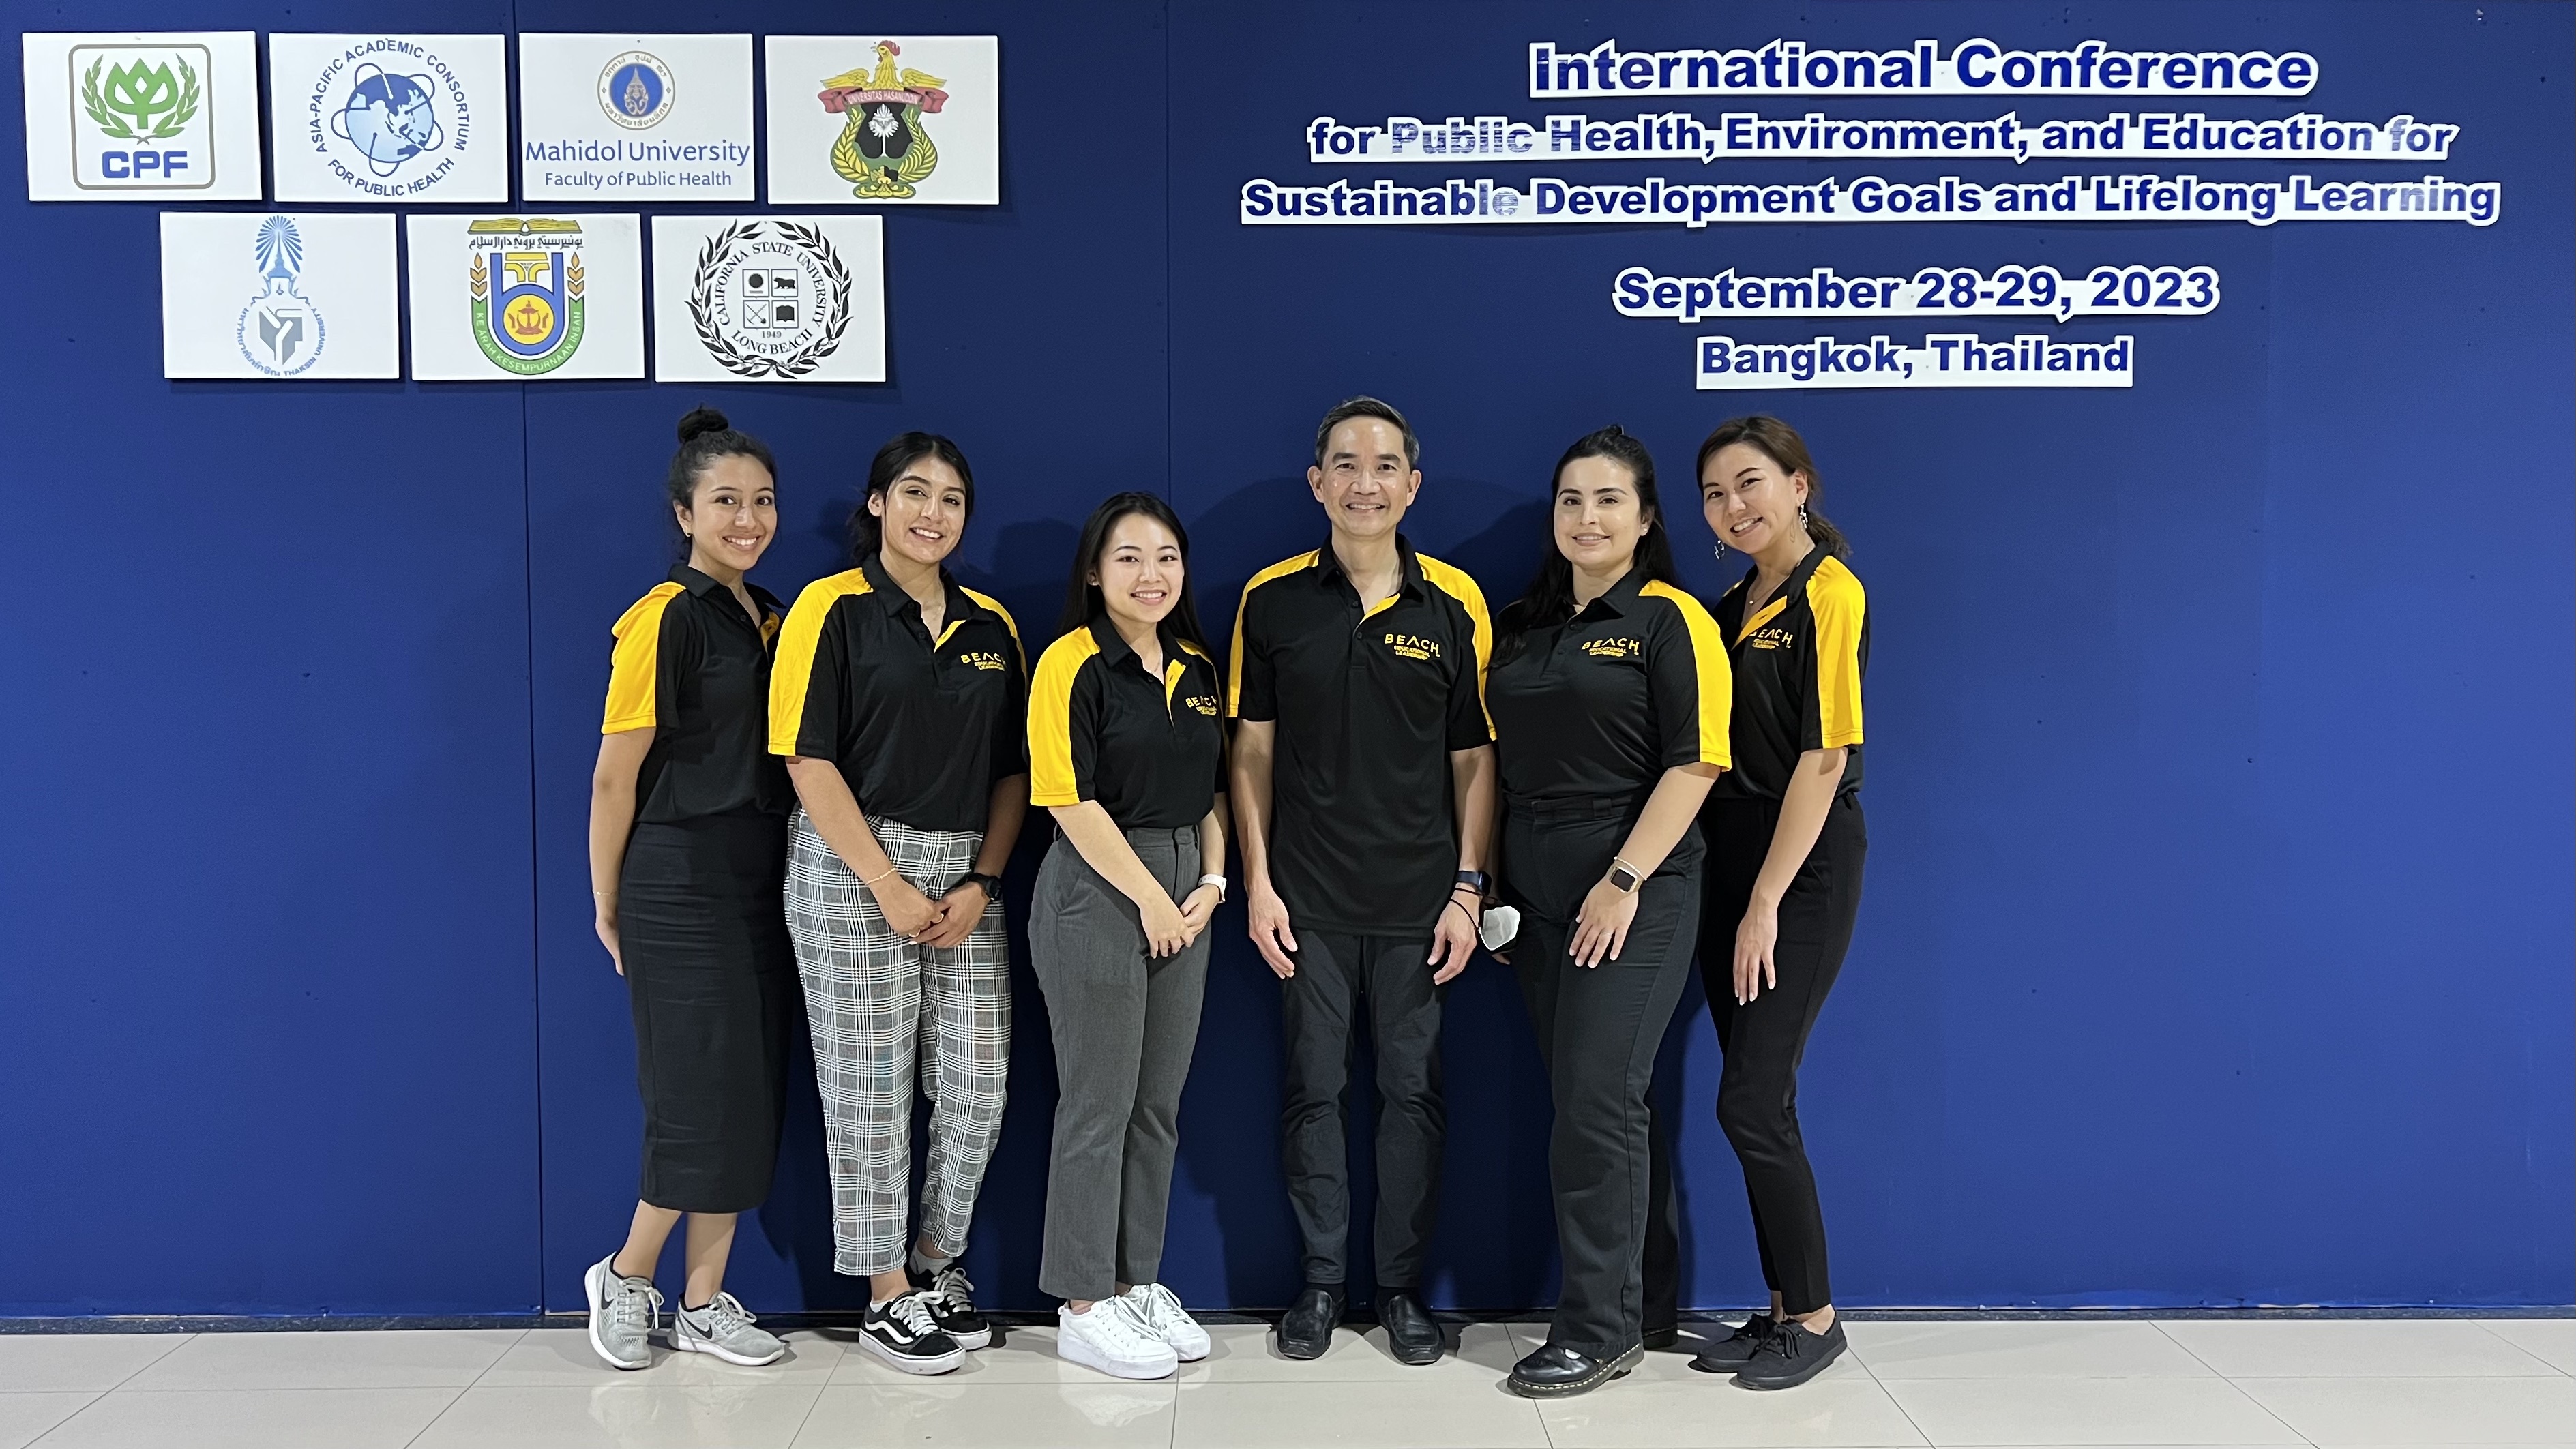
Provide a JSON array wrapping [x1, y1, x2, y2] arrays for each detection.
[[469, 218, 585, 374], [818, 42, 948, 199], [686, 220, 853, 378]]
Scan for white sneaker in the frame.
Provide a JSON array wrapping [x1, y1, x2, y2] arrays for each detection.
[[1056, 1299, 1179, 1380], [670, 1291, 786, 1366], [1120, 1283, 1210, 1362], [582, 1255, 661, 1371]]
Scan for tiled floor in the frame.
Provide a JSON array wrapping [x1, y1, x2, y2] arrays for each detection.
[[0, 1317, 2568, 1448]]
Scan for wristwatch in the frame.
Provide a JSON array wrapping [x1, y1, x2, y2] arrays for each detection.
[[961, 871, 1005, 899], [1605, 860, 1644, 895], [1454, 869, 1491, 895]]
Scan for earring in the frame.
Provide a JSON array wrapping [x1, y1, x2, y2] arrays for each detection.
[[1713, 541, 1728, 561], [1797, 505, 1809, 528]]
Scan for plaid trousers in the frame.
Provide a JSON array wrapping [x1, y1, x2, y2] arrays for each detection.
[[786, 809, 1011, 1276]]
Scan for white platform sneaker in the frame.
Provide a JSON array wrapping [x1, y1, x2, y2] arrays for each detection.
[[1120, 1283, 1211, 1362], [1056, 1298, 1180, 1380]]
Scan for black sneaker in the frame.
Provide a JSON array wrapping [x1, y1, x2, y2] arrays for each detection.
[[908, 1261, 992, 1351], [858, 1289, 964, 1375], [1733, 1317, 1845, 1390], [1687, 1314, 1777, 1373]]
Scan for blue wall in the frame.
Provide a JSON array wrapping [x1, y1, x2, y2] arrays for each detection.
[[1, 0, 2567, 1318]]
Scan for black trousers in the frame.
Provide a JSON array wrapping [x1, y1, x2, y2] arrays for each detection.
[[1505, 803, 1701, 1360], [1695, 791, 1866, 1317], [1279, 929, 1445, 1291], [619, 813, 797, 1214]]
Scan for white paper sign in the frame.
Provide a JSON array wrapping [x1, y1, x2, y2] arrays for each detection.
[[162, 213, 400, 379], [651, 216, 886, 383], [269, 33, 508, 203], [518, 33, 755, 202], [22, 31, 262, 200], [405, 213, 645, 380], [764, 36, 999, 205]]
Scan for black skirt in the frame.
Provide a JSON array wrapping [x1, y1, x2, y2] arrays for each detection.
[[619, 811, 795, 1213]]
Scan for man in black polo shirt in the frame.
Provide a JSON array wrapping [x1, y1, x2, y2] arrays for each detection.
[[1229, 397, 1496, 1365]]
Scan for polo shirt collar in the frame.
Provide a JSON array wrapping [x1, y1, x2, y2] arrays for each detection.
[[1732, 541, 1833, 603], [669, 564, 785, 618], [858, 551, 966, 621], [1086, 613, 1181, 672], [1313, 533, 1425, 599], [1576, 563, 1651, 620]]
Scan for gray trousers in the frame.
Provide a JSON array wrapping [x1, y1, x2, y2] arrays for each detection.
[[1028, 825, 1210, 1303]]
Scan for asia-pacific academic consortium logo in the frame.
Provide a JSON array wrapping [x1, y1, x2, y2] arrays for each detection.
[[235, 217, 326, 376], [686, 220, 853, 378], [70, 44, 211, 189], [599, 51, 676, 130], [818, 42, 948, 198], [304, 40, 471, 194], [469, 218, 586, 375]]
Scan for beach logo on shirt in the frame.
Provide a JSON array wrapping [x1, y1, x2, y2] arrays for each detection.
[[1181, 693, 1220, 717], [1383, 632, 1442, 662], [956, 649, 1009, 672], [1746, 627, 1796, 651], [1580, 636, 1643, 661], [467, 218, 585, 374]]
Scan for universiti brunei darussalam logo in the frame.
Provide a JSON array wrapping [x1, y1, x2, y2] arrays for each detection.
[[468, 219, 585, 375], [687, 220, 853, 378], [237, 218, 325, 376], [818, 42, 948, 198]]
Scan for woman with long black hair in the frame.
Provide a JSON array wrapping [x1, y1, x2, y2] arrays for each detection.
[[1024, 491, 1232, 1380], [1684, 415, 1869, 1390], [1486, 427, 1732, 1399], [583, 407, 795, 1371], [769, 433, 1028, 1375]]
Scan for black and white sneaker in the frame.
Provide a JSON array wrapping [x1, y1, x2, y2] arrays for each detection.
[[909, 1261, 992, 1351], [858, 1290, 964, 1375]]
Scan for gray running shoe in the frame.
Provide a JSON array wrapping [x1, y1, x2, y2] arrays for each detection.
[[672, 1291, 787, 1366], [584, 1254, 662, 1371]]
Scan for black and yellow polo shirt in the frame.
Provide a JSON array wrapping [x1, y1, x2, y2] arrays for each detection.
[[767, 553, 1028, 833], [1708, 547, 1867, 802], [1028, 616, 1228, 831], [1229, 537, 1492, 935], [1487, 567, 1731, 809], [602, 566, 791, 824]]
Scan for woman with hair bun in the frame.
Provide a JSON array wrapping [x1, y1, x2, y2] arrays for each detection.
[[1683, 415, 1869, 1391], [582, 406, 795, 1373]]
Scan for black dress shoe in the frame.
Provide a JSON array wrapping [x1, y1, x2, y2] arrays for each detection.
[[1733, 1317, 1846, 1390], [1507, 1342, 1643, 1398], [1275, 1285, 1344, 1360], [1377, 1290, 1443, 1364], [1642, 1323, 1678, 1351], [1686, 1314, 1776, 1373]]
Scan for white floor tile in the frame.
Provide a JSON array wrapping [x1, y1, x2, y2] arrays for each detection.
[[1854, 1320, 2217, 1379], [1172, 1379, 1548, 1448], [794, 1380, 1175, 1447], [29, 1386, 460, 1449], [482, 1328, 844, 1386], [1536, 1371, 1925, 1448], [2234, 1375, 2576, 1444], [409, 1383, 824, 1448], [0, 1392, 97, 1449], [120, 1328, 524, 1390], [2478, 1319, 2576, 1375], [0, 1334, 190, 1392], [1878, 1376, 2303, 1445], [2161, 1318, 2564, 1377]]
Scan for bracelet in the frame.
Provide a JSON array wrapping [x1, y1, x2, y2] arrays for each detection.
[[859, 863, 899, 887]]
